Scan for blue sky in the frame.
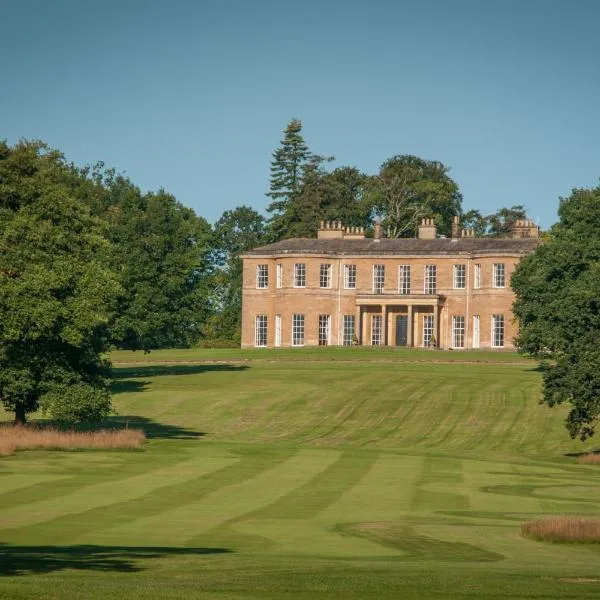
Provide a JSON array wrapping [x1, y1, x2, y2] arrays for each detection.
[[2, 0, 599, 228]]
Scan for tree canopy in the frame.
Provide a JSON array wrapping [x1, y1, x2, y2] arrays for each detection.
[[0, 141, 121, 424], [512, 183, 600, 440]]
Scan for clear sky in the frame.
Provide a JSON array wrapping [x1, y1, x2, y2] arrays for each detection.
[[2, 0, 599, 228]]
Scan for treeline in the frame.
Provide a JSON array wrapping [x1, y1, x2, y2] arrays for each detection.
[[0, 124, 527, 425]]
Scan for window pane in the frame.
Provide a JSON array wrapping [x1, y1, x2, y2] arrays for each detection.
[[423, 315, 434, 346], [373, 265, 385, 293], [453, 264, 466, 289], [343, 315, 355, 345], [493, 263, 505, 288], [492, 314, 504, 347], [398, 265, 411, 294], [276, 263, 282, 288], [318, 315, 330, 346], [452, 315, 465, 348], [294, 263, 306, 287], [292, 314, 305, 346], [256, 265, 269, 288], [255, 315, 267, 347], [425, 265, 437, 294], [344, 264, 356, 289], [320, 264, 332, 288], [371, 315, 383, 345]]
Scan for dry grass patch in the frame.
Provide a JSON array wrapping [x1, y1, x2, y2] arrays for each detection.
[[577, 453, 600, 464], [521, 517, 600, 543], [0, 425, 145, 456]]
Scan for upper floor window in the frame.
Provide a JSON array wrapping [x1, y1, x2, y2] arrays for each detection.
[[294, 263, 306, 287], [256, 265, 269, 288], [492, 314, 505, 347], [453, 264, 466, 289], [398, 265, 411, 294], [373, 264, 385, 294], [424, 265, 437, 294], [344, 264, 357, 289], [255, 315, 267, 347], [493, 263, 506, 288], [320, 264, 332, 288], [276, 263, 283, 288], [474, 264, 481, 289]]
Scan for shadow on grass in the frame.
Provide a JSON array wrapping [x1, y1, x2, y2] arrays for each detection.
[[105, 415, 205, 440], [111, 364, 249, 395], [0, 544, 231, 576]]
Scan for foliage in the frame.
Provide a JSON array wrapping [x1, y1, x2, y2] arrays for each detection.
[[86, 175, 213, 351], [367, 155, 462, 238], [462, 205, 528, 237], [203, 206, 266, 343], [512, 184, 600, 440], [0, 140, 121, 424]]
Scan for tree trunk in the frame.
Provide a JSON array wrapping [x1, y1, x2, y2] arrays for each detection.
[[13, 404, 26, 426]]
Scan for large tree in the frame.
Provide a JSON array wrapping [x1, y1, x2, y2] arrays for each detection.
[[97, 176, 213, 351], [0, 141, 121, 425], [512, 183, 600, 440], [462, 205, 528, 237], [367, 155, 462, 238]]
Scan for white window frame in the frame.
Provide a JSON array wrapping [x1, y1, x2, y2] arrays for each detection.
[[344, 264, 357, 289], [492, 314, 505, 348], [275, 314, 282, 347], [493, 263, 506, 288], [423, 314, 434, 347], [373, 265, 385, 294], [398, 265, 411, 295], [473, 315, 480, 349], [343, 315, 355, 346], [292, 314, 305, 346], [474, 264, 481, 289], [255, 315, 267, 347], [276, 263, 283, 289], [453, 264, 466, 289], [452, 315, 465, 348], [294, 263, 306, 288], [318, 315, 331, 346], [371, 315, 383, 345], [424, 265, 437, 295], [256, 264, 269, 289], [320, 264, 332, 289]]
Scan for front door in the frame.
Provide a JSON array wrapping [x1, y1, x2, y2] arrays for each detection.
[[396, 315, 408, 346]]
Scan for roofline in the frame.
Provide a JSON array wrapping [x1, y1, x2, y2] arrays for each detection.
[[241, 251, 531, 260]]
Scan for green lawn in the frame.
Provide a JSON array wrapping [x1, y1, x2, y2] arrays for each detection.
[[1, 348, 600, 599]]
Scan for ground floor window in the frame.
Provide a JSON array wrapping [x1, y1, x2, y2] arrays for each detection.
[[452, 316, 465, 348], [292, 314, 305, 346], [343, 315, 355, 346], [423, 314, 434, 347], [255, 315, 267, 347], [492, 314, 504, 347], [318, 315, 330, 346], [371, 315, 383, 345]]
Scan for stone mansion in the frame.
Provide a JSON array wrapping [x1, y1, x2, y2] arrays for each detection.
[[241, 217, 539, 350]]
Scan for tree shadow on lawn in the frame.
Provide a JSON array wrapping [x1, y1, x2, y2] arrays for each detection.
[[0, 544, 231, 577], [112, 364, 250, 395], [105, 415, 206, 440]]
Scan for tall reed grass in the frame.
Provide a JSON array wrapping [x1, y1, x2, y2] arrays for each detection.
[[0, 425, 145, 456], [521, 517, 600, 543], [577, 453, 600, 464]]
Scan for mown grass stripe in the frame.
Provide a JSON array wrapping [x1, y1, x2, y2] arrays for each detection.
[[90, 448, 341, 546], [0, 456, 237, 530]]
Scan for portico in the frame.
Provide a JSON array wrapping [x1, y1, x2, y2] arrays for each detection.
[[355, 294, 441, 347]]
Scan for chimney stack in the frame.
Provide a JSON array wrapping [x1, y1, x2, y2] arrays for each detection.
[[373, 219, 382, 241], [451, 215, 460, 239], [418, 218, 437, 240]]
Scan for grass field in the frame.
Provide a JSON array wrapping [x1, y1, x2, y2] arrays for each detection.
[[1, 347, 600, 599]]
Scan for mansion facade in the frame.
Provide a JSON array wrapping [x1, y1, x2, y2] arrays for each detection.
[[241, 217, 539, 350]]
